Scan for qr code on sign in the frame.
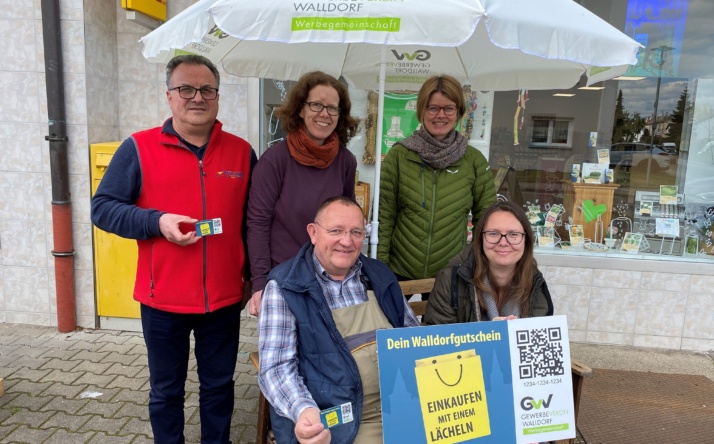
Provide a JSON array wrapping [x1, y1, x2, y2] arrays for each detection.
[[516, 327, 564, 379]]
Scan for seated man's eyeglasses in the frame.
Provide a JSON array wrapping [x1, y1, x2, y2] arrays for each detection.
[[169, 86, 219, 100], [313, 221, 366, 240], [304, 102, 340, 116], [426, 105, 458, 116], [482, 231, 526, 245]]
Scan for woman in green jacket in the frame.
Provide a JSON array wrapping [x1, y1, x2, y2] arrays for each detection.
[[378, 75, 496, 297]]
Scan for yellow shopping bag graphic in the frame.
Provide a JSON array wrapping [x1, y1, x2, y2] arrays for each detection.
[[415, 350, 491, 443]]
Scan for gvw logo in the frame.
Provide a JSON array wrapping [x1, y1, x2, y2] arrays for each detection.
[[391, 49, 431, 61], [520, 394, 553, 411], [208, 25, 230, 39]]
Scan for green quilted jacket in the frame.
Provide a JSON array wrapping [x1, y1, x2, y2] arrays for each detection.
[[377, 143, 496, 279]]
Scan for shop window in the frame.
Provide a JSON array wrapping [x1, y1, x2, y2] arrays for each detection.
[[484, 0, 714, 263], [259, 79, 295, 155], [530, 116, 574, 148]]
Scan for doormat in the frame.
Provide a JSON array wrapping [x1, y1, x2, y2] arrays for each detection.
[[577, 368, 714, 444]]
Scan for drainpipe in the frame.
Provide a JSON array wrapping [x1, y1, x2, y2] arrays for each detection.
[[41, 0, 76, 332]]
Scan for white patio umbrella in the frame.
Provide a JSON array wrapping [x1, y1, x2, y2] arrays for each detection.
[[140, 0, 642, 257]]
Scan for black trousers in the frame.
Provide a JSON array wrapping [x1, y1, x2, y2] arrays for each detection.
[[141, 303, 241, 444]]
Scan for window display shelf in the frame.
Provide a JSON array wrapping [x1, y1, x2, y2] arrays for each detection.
[[535, 245, 714, 263]]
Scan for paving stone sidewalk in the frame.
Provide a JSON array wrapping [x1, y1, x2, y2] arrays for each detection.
[[1, 314, 711, 444], [0, 314, 260, 444]]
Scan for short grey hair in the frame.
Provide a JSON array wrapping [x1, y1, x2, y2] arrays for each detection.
[[165, 55, 220, 89]]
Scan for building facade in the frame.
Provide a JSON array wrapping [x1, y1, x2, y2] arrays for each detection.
[[1, 1, 712, 351]]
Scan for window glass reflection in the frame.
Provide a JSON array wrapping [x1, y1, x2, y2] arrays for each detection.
[[484, 0, 714, 261]]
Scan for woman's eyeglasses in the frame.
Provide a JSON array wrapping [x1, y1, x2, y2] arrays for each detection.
[[426, 105, 457, 116], [482, 231, 526, 245], [304, 102, 340, 116]]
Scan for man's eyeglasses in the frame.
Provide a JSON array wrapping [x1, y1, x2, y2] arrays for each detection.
[[426, 105, 458, 116], [313, 221, 366, 240], [482, 231, 526, 245], [169, 86, 219, 100], [304, 102, 340, 116]]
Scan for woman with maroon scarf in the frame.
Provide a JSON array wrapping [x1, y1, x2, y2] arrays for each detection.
[[246, 72, 360, 315]]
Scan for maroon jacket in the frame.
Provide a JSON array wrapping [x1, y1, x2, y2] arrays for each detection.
[[247, 139, 356, 292]]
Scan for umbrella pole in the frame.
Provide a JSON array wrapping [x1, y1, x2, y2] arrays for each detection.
[[369, 46, 387, 258]]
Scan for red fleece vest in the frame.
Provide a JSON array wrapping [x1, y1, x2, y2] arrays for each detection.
[[132, 121, 251, 313]]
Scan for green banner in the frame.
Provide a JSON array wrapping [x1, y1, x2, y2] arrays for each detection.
[[292, 17, 401, 32], [381, 92, 420, 156]]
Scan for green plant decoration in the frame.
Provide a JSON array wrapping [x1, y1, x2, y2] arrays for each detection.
[[581, 199, 607, 223]]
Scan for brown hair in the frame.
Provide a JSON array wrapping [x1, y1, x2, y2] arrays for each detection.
[[415, 75, 466, 123], [472, 201, 538, 317], [276, 71, 360, 145]]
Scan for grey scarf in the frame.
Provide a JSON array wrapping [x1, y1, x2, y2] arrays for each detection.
[[479, 276, 521, 320], [400, 127, 468, 170]]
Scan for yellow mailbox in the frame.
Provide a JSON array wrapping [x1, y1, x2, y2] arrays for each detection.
[[90, 142, 140, 319], [121, 0, 167, 22]]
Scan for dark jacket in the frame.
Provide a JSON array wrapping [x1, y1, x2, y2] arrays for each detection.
[[423, 245, 553, 325], [267, 243, 406, 444]]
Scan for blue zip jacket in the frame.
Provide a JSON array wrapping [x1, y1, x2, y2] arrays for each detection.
[[267, 242, 406, 444]]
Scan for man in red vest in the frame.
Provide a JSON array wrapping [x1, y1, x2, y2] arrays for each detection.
[[92, 54, 256, 443]]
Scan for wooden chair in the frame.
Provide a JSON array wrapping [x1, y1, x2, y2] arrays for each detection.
[[249, 351, 275, 444], [249, 279, 591, 444], [398, 278, 432, 319]]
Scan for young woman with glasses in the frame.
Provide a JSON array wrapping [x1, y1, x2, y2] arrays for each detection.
[[378, 75, 496, 300], [424, 201, 553, 324], [246, 71, 360, 316]]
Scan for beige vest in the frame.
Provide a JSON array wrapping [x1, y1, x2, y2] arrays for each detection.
[[332, 290, 392, 444]]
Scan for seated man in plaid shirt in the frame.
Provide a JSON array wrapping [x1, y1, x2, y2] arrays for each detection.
[[258, 196, 419, 444]]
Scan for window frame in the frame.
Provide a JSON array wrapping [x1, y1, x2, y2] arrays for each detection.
[[529, 115, 575, 148]]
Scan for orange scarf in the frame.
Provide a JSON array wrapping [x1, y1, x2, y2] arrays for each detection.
[[287, 126, 340, 169]]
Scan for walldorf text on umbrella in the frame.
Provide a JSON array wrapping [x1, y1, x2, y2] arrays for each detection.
[[294, 2, 364, 13]]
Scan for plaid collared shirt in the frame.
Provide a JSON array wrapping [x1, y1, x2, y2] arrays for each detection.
[[258, 253, 419, 422]]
